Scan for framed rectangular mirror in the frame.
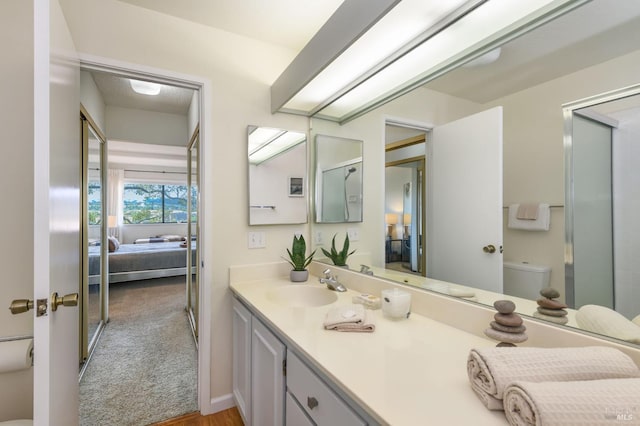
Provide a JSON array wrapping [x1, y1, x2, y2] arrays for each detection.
[[248, 125, 307, 225], [314, 134, 363, 223]]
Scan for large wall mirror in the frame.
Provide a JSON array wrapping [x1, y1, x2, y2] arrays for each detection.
[[248, 125, 307, 225], [310, 0, 640, 346], [314, 134, 363, 223]]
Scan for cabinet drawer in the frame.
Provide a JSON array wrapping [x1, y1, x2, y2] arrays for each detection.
[[287, 351, 365, 426], [286, 391, 314, 426]]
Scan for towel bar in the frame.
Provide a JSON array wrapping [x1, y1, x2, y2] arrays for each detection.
[[0, 334, 33, 343]]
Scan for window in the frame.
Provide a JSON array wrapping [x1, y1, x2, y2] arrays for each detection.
[[88, 180, 102, 225], [123, 183, 194, 224]]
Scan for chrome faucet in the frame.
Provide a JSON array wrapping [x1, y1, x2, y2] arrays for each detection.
[[319, 268, 346, 292], [360, 264, 373, 275]]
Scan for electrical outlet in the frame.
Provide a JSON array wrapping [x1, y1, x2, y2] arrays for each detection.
[[315, 231, 323, 245], [248, 231, 266, 249], [347, 227, 359, 241]]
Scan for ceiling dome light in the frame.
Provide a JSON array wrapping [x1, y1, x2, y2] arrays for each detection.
[[462, 48, 502, 68], [129, 79, 162, 95]]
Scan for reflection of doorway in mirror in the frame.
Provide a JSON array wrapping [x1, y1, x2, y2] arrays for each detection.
[[385, 122, 427, 277]]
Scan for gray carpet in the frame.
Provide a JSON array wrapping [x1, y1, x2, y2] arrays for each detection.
[[80, 276, 198, 425]]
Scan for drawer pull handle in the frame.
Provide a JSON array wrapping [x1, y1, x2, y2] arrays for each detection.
[[307, 396, 319, 410]]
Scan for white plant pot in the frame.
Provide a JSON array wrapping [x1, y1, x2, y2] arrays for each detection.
[[290, 270, 309, 282]]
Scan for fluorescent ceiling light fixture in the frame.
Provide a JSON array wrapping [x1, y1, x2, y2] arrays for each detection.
[[248, 128, 306, 165], [130, 79, 162, 95], [272, 0, 584, 123]]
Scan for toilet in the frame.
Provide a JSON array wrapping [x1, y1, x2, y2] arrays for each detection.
[[503, 261, 551, 300]]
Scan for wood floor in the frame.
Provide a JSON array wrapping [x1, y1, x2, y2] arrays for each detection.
[[151, 408, 244, 426]]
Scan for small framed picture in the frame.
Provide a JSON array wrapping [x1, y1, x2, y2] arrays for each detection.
[[288, 177, 304, 197]]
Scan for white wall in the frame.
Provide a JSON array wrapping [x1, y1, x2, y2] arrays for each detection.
[[58, 0, 311, 408], [80, 70, 106, 131], [107, 106, 188, 146], [187, 91, 199, 139], [0, 1, 35, 421], [487, 48, 640, 302]]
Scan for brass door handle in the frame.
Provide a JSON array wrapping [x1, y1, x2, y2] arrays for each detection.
[[483, 244, 496, 254], [10, 298, 48, 316], [50, 292, 79, 311]]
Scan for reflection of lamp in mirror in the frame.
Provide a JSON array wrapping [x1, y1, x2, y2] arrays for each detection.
[[385, 213, 398, 240], [108, 215, 117, 238], [403, 213, 411, 239]]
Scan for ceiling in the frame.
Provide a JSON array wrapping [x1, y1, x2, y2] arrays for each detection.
[[94, 1, 640, 118], [90, 71, 195, 115], [115, 0, 343, 51], [91, 0, 344, 115], [425, 0, 640, 103]]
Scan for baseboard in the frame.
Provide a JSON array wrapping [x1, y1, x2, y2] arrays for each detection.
[[207, 394, 235, 414]]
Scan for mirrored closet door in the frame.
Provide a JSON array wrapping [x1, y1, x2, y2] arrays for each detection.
[[80, 107, 107, 366], [186, 126, 199, 342]]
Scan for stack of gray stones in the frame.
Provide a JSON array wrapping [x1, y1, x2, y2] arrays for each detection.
[[533, 287, 568, 325], [484, 300, 528, 347]]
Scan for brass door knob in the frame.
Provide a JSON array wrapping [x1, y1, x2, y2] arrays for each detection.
[[9, 299, 33, 315], [483, 244, 496, 254], [10, 298, 48, 316], [50, 292, 79, 312]]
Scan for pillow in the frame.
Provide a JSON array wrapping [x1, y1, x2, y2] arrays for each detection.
[[633, 314, 640, 327], [576, 304, 640, 344], [158, 234, 184, 242], [107, 236, 120, 253]]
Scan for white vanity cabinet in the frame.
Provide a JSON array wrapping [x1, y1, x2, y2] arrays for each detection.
[[232, 296, 372, 426], [232, 297, 286, 425], [286, 350, 366, 426]]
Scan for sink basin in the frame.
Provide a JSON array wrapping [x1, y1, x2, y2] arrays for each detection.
[[267, 285, 338, 307]]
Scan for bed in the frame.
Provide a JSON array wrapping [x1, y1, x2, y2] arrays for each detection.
[[88, 240, 196, 284]]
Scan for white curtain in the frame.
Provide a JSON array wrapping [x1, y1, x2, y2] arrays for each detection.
[[107, 168, 124, 239]]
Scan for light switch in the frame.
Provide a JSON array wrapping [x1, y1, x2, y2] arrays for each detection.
[[347, 227, 359, 241], [315, 231, 324, 245], [248, 231, 266, 249]]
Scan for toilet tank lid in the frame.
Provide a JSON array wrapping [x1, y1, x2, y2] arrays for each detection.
[[503, 261, 550, 273]]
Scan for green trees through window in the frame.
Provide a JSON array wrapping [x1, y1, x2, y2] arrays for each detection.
[[123, 183, 196, 224]]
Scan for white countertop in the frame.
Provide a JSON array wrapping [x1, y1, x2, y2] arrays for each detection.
[[230, 275, 508, 425]]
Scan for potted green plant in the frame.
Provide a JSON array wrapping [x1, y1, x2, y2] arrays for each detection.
[[321, 233, 356, 267], [285, 234, 316, 282]]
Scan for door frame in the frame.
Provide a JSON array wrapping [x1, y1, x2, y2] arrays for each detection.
[[78, 54, 214, 413]]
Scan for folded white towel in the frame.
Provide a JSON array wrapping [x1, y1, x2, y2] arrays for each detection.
[[504, 378, 640, 426], [508, 204, 550, 231], [467, 346, 640, 410], [324, 304, 375, 332], [576, 305, 640, 344]]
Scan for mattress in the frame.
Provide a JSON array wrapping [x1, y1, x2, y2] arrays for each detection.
[[88, 241, 196, 276]]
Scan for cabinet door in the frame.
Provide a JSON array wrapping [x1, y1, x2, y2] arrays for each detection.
[[252, 318, 286, 426], [232, 298, 252, 425]]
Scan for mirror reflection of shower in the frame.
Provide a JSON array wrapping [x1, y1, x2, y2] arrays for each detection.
[[344, 166, 357, 220], [320, 161, 362, 222]]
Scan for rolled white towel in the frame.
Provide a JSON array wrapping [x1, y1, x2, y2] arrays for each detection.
[[467, 346, 640, 410], [504, 378, 640, 426]]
